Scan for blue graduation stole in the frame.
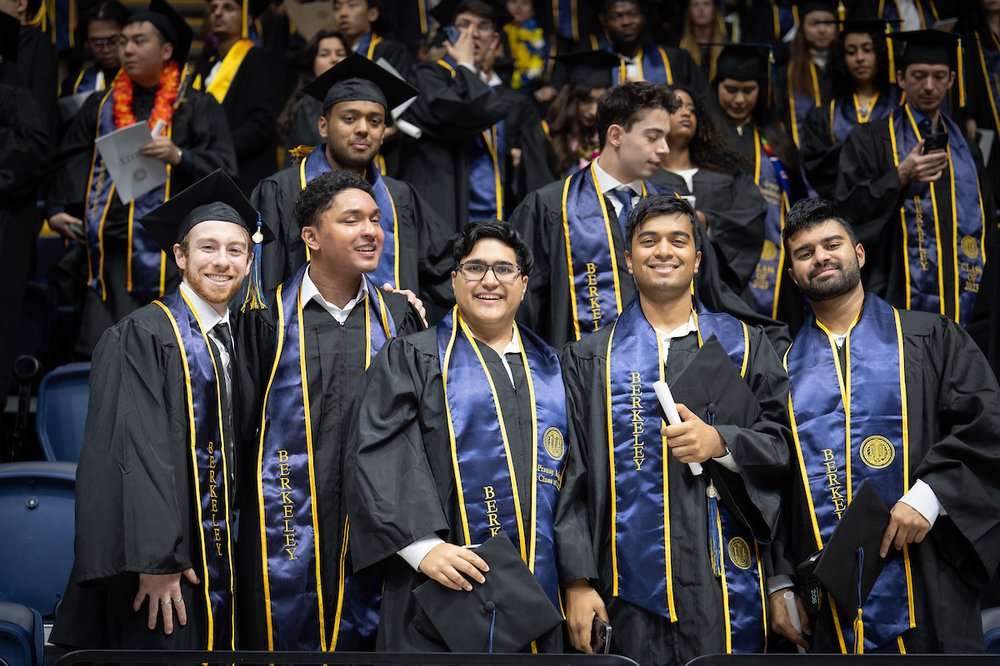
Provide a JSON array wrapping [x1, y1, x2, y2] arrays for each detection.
[[785, 295, 914, 653], [748, 126, 791, 319], [73, 64, 105, 93], [972, 32, 1000, 139], [887, 106, 986, 326], [85, 84, 170, 301], [591, 34, 674, 84], [878, 0, 938, 29], [605, 298, 766, 652], [152, 289, 236, 650], [772, 3, 796, 41], [552, 0, 581, 41], [254, 264, 394, 650], [353, 32, 382, 59], [299, 147, 400, 289], [437, 308, 566, 609], [827, 91, 898, 144], [560, 162, 656, 340]]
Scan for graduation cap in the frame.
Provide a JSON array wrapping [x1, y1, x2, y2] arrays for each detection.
[[552, 49, 621, 89], [139, 169, 274, 309], [0, 11, 19, 63], [429, 0, 511, 29], [813, 480, 891, 615], [128, 0, 195, 64], [713, 43, 773, 87], [412, 534, 563, 653], [838, 18, 893, 38], [892, 29, 960, 70], [795, 0, 840, 19], [302, 52, 419, 117]]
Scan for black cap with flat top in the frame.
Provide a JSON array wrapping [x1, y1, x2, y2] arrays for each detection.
[[552, 49, 622, 89], [813, 479, 891, 613], [412, 533, 563, 653], [429, 0, 511, 27], [127, 0, 194, 64], [138, 169, 274, 258], [302, 52, 419, 115], [796, 0, 838, 18], [892, 29, 960, 70], [713, 43, 772, 85]]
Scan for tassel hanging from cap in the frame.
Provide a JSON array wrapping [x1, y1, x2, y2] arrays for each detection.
[[853, 546, 865, 654], [288, 144, 315, 164], [241, 211, 268, 312], [837, 1, 846, 22], [957, 38, 967, 108], [707, 481, 724, 578], [886, 26, 896, 85]]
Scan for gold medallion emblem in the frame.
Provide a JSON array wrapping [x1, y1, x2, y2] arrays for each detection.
[[961, 235, 980, 260], [860, 435, 895, 469], [543, 427, 565, 461], [728, 537, 752, 570], [760, 240, 778, 261], [252, 230, 264, 244]]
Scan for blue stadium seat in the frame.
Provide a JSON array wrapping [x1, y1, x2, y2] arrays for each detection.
[[36, 363, 91, 462], [0, 462, 76, 619], [0, 601, 44, 666]]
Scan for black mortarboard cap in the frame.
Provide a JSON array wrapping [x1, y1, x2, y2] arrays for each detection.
[[302, 52, 419, 115], [796, 0, 838, 18], [892, 29, 960, 70], [713, 43, 772, 85], [429, 0, 511, 28], [128, 0, 194, 63], [813, 480, 891, 613], [838, 19, 892, 38], [0, 11, 19, 63], [412, 534, 563, 653], [552, 49, 621, 88], [139, 169, 273, 257]]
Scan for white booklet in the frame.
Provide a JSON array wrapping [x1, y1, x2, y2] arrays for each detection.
[[94, 121, 168, 204]]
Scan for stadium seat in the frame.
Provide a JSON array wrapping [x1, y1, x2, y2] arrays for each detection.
[[36, 363, 90, 462], [0, 602, 43, 666], [984, 606, 1000, 654], [0, 462, 76, 619]]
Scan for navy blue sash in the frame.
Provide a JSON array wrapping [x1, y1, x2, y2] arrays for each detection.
[[153, 289, 235, 650], [878, 0, 937, 29], [785, 295, 914, 652], [828, 91, 898, 144], [74, 64, 104, 93], [786, 61, 822, 147], [606, 299, 765, 650], [592, 35, 673, 84], [353, 32, 381, 59], [888, 106, 986, 326], [255, 264, 394, 650], [299, 147, 400, 289], [773, 4, 795, 41], [436, 308, 566, 608], [85, 84, 170, 300], [748, 126, 791, 319], [561, 163, 655, 339], [553, 0, 580, 41]]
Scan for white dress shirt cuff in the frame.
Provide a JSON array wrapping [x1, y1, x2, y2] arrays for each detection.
[[898, 478, 945, 526], [398, 534, 446, 571], [713, 451, 740, 473]]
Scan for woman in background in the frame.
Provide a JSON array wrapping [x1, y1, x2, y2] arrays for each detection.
[[277, 29, 349, 154]]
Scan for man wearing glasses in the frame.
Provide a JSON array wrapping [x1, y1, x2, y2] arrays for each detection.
[[349, 220, 591, 652], [60, 0, 130, 97]]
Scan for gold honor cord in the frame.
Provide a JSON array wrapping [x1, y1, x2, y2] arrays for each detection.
[[365, 35, 382, 59], [853, 91, 879, 124], [88, 88, 117, 301], [479, 125, 504, 221], [975, 34, 1000, 138]]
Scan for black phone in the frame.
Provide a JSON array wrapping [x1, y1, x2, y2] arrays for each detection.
[[923, 131, 948, 153], [443, 24, 461, 45], [590, 616, 612, 654]]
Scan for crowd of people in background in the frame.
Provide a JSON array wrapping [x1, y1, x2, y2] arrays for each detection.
[[3, 0, 1000, 662]]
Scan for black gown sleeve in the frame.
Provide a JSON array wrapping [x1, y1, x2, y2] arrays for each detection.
[[172, 92, 239, 186], [0, 84, 52, 200], [834, 122, 901, 246], [402, 61, 507, 141], [509, 189, 558, 336], [48, 91, 103, 215], [699, 171, 766, 292], [801, 102, 839, 199], [409, 185, 456, 309], [915, 317, 1000, 586], [347, 337, 451, 571], [250, 177, 294, 293], [73, 316, 194, 587]]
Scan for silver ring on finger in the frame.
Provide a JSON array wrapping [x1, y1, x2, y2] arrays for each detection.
[[173, 596, 184, 604], [160, 599, 173, 605]]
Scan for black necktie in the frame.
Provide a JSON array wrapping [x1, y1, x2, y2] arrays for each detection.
[[611, 188, 635, 230], [211, 322, 235, 448], [918, 118, 933, 138]]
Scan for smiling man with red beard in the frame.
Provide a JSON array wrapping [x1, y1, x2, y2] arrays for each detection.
[[50, 170, 271, 652], [235, 168, 423, 652], [349, 221, 588, 653]]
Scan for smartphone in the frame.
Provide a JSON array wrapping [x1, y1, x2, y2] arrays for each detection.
[[922, 131, 948, 153], [443, 24, 460, 45], [68, 223, 85, 238], [590, 616, 612, 654]]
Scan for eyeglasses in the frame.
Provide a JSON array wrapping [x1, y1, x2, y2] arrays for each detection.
[[454, 20, 495, 35], [89, 35, 123, 50], [456, 261, 521, 283]]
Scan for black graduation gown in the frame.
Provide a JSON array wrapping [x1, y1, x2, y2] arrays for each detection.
[[234, 286, 422, 649], [284, 96, 323, 153], [49, 300, 248, 649], [0, 83, 52, 405], [395, 61, 508, 230], [772, 308, 1000, 653], [195, 45, 285, 195], [653, 168, 766, 294], [833, 114, 997, 315], [559, 320, 791, 665], [362, 36, 416, 83], [774, 61, 831, 150], [347, 327, 586, 653], [249, 162, 455, 309], [48, 86, 238, 356], [0, 26, 59, 153], [507, 178, 636, 349]]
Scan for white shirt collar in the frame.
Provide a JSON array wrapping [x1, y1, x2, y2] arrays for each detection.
[[300, 265, 369, 324], [593, 157, 642, 197], [180, 281, 228, 332], [654, 313, 697, 343]]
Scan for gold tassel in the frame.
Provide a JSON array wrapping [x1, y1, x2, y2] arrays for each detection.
[[287, 144, 315, 164], [957, 38, 966, 107], [886, 25, 896, 85], [241, 0, 248, 39], [838, 1, 846, 22], [853, 608, 865, 654]]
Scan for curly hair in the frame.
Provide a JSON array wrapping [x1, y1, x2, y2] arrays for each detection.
[[671, 84, 750, 177], [293, 170, 375, 231], [546, 84, 603, 176], [452, 220, 534, 275], [596, 81, 680, 149], [827, 29, 892, 99], [782, 196, 857, 255]]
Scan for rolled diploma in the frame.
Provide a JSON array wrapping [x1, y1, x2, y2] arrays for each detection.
[[652, 380, 703, 475], [783, 590, 807, 654]]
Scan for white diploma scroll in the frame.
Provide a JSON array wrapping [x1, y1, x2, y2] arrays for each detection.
[[783, 590, 807, 654], [652, 380, 703, 475]]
